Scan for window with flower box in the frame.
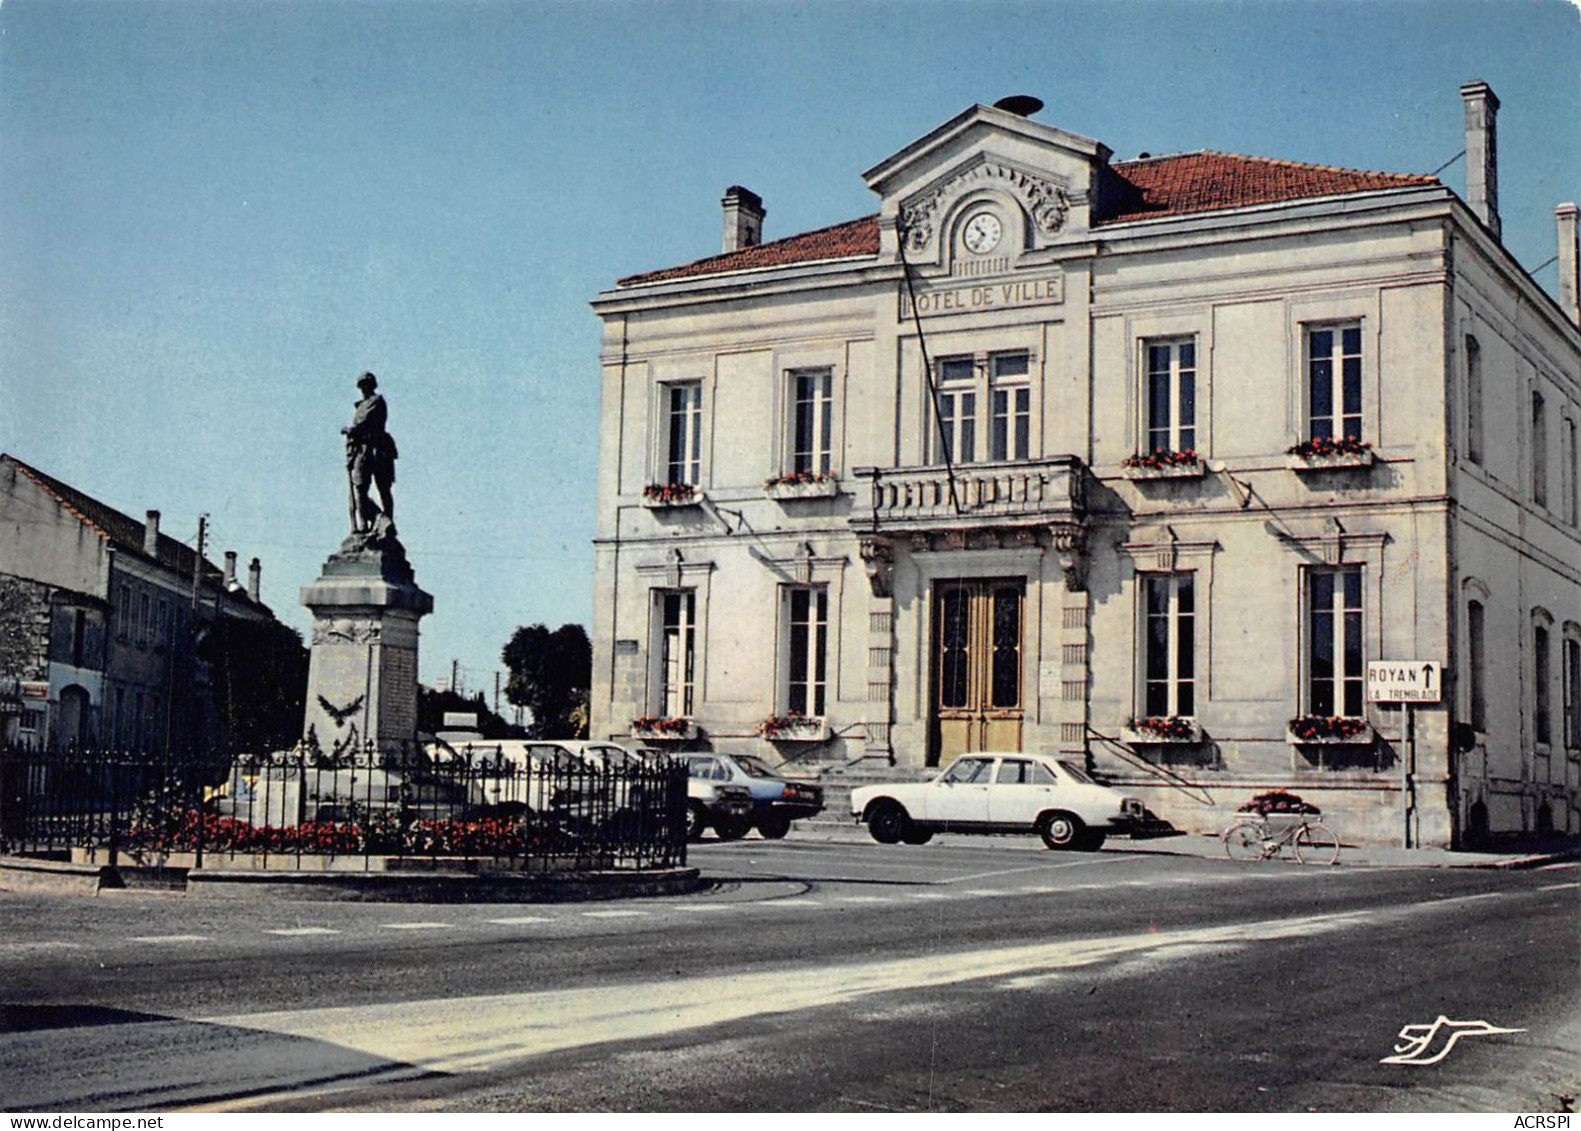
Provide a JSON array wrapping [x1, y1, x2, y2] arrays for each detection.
[[652, 590, 696, 718], [789, 368, 833, 477], [663, 381, 702, 488], [1306, 566, 1364, 719], [1144, 338, 1197, 458], [1305, 323, 1363, 445], [1141, 574, 1195, 720]]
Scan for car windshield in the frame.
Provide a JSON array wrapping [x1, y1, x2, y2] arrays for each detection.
[[1058, 760, 1095, 785], [586, 744, 635, 766], [732, 755, 779, 778]]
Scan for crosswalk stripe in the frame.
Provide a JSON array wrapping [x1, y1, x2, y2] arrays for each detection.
[[834, 895, 892, 904], [764, 898, 821, 907], [486, 916, 556, 925], [582, 910, 649, 919], [127, 935, 211, 943], [671, 905, 737, 913], [265, 927, 340, 937]]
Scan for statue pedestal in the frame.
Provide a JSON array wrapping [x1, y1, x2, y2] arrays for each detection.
[[299, 531, 433, 760]]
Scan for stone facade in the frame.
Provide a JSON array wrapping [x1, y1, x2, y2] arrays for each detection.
[[587, 92, 1580, 848]]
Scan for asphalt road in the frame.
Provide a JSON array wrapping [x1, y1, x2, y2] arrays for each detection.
[[2, 835, 1576, 1113]]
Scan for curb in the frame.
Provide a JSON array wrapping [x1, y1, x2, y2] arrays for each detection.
[[0, 854, 702, 902]]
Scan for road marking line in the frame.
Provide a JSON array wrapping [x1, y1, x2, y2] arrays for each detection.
[[1535, 881, 1581, 892], [380, 922, 452, 931], [908, 892, 952, 900], [763, 898, 822, 907], [1537, 862, 1580, 871], [581, 910, 649, 919], [834, 896, 892, 904], [671, 905, 738, 913], [204, 890, 1521, 1079], [265, 928, 340, 937], [0, 941, 86, 954], [963, 889, 1012, 897], [486, 916, 556, 925], [940, 855, 1138, 884], [127, 935, 212, 943]]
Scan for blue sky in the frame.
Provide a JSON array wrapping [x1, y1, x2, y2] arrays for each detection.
[[2, 0, 1577, 699]]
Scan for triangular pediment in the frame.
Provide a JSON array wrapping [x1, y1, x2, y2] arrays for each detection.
[[863, 104, 1114, 265]]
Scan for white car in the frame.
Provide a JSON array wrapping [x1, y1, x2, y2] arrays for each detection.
[[850, 751, 1146, 850]]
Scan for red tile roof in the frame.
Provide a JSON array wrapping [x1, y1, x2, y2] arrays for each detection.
[[617, 215, 880, 286], [1102, 150, 1439, 224], [615, 151, 1439, 287]]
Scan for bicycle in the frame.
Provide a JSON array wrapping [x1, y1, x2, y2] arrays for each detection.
[[1222, 812, 1341, 865]]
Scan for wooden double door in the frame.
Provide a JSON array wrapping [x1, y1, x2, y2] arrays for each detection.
[[929, 578, 1024, 766]]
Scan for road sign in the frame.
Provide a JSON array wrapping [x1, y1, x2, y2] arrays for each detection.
[[1367, 661, 1443, 703]]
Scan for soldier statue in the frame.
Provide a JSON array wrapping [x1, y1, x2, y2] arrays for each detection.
[[342, 372, 398, 535]]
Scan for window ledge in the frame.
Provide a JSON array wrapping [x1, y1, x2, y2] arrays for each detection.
[[1286, 449, 1374, 472], [760, 717, 830, 742], [1121, 719, 1205, 744], [764, 477, 840, 501], [1286, 721, 1375, 745], [1121, 459, 1204, 481]]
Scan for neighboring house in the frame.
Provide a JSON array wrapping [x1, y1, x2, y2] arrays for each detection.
[[588, 84, 1581, 848], [0, 453, 298, 755]]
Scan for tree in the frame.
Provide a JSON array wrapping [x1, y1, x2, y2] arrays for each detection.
[[501, 623, 591, 739]]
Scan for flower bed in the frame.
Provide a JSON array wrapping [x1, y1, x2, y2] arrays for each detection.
[[1237, 789, 1321, 817], [1286, 437, 1373, 469], [128, 809, 545, 858], [755, 713, 828, 741], [631, 715, 695, 740], [1121, 449, 1203, 479], [764, 471, 839, 500], [1121, 716, 1203, 743], [641, 482, 700, 507], [1286, 715, 1373, 743]]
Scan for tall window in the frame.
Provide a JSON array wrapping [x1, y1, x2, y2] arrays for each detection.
[[1565, 418, 1579, 526], [1145, 339, 1197, 455], [1308, 567, 1364, 717], [117, 584, 131, 641], [71, 610, 86, 668], [656, 591, 696, 717], [664, 382, 702, 487], [1143, 574, 1195, 718], [1465, 335, 1483, 465], [989, 352, 1030, 462], [138, 593, 150, 647], [1468, 599, 1487, 733], [934, 356, 977, 463], [1564, 635, 1580, 751], [1306, 323, 1363, 442], [1534, 621, 1552, 746], [784, 586, 828, 717], [790, 369, 833, 476], [1532, 391, 1548, 507], [932, 351, 1032, 464]]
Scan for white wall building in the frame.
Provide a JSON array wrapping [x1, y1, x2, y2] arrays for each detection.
[[589, 86, 1581, 848]]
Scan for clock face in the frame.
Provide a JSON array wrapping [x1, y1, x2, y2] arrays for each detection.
[[963, 212, 1002, 254]]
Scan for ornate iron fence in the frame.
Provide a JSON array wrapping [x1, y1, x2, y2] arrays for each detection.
[[0, 741, 688, 871]]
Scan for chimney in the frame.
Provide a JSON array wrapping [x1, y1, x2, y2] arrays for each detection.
[[1460, 80, 1501, 240], [1557, 203, 1580, 329], [223, 550, 238, 590], [143, 510, 160, 556], [721, 186, 765, 253], [247, 557, 261, 603]]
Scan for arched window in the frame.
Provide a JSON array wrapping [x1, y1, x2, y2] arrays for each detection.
[[1467, 599, 1487, 733]]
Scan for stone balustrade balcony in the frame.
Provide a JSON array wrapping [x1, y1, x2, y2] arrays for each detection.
[[850, 456, 1086, 536]]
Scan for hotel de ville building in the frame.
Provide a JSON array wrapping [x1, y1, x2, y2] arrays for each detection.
[[589, 83, 1581, 849]]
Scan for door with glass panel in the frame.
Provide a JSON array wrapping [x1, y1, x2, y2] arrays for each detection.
[[930, 579, 1024, 766]]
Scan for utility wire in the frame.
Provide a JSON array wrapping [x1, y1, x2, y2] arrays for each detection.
[[895, 219, 963, 516], [1430, 150, 1465, 177]]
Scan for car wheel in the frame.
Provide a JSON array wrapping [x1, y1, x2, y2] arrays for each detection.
[[685, 801, 709, 842], [901, 827, 933, 845], [757, 813, 791, 839], [1076, 829, 1106, 851], [1038, 811, 1084, 850], [715, 816, 752, 841], [867, 800, 909, 845]]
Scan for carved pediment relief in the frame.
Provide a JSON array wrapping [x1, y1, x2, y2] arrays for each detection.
[[898, 154, 1074, 255]]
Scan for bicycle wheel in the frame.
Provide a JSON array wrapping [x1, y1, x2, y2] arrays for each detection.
[[1224, 819, 1270, 862], [1294, 822, 1340, 865]]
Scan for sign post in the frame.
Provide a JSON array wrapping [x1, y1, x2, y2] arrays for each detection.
[[1368, 661, 1443, 849]]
